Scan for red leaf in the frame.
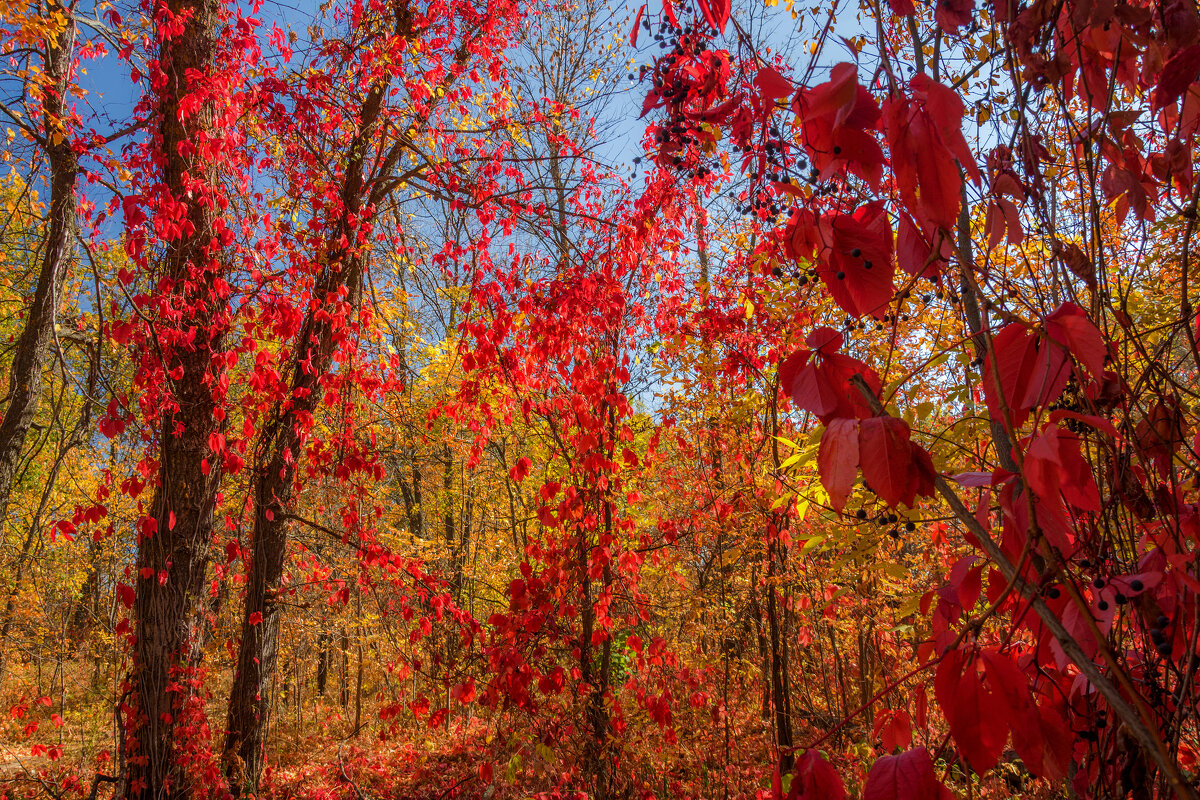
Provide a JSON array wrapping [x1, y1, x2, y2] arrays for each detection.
[[872, 708, 913, 751], [711, 0, 731, 29], [935, 650, 1009, 774], [450, 679, 476, 704], [662, 0, 677, 26], [948, 556, 983, 610], [817, 203, 896, 320], [819, 418, 860, 511], [793, 64, 885, 188], [509, 457, 532, 483], [919, 76, 979, 183], [863, 748, 954, 800], [806, 326, 844, 353], [756, 66, 794, 105], [787, 750, 846, 800], [780, 347, 882, 422], [886, 0, 916, 13], [885, 76, 978, 231], [780, 351, 832, 417], [896, 214, 945, 279], [1019, 340, 1070, 410], [934, 0, 974, 32], [980, 650, 1044, 774], [1056, 429, 1101, 511], [1154, 45, 1200, 110], [983, 324, 1036, 423], [630, 4, 645, 46], [1032, 699, 1074, 780], [696, 0, 730, 31], [1045, 303, 1106, 378], [858, 417, 919, 507], [982, 323, 1070, 427]]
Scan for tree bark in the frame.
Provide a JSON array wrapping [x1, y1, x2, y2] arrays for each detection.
[[126, 0, 225, 795], [221, 77, 380, 794], [0, 0, 79, 527], [766, 540, 794, 772]]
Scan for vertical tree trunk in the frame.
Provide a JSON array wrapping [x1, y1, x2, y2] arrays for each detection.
[[221, 239, 368, 796], [316, 632, 330, 697], [353, 614, 363, 736], [579, 565, 613, 799], [579, 401, 618, 800], [0, 0, 78, 526], [440, 442, 464, 599], [222, 38, 398, 791], [339, 627, 349, 708], [126, 0, 225, 795], [766, 541, 794, 772], [748, 570, 771, 723]]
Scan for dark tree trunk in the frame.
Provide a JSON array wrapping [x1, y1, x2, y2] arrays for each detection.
[[748, 569, 771, 722], [396, 456, 423, 537], [222, 78, 380, 793], [339, 627, 350, 708], [126, 0, 226, 795], [766, 541, 794, 772], [221, 0, 436, 779], [579, 402, 619, 800], [316, 632, 331, 696], [0, 0, 78, 526], [442, 444, 458, 598], [579, 563, 613, 800]]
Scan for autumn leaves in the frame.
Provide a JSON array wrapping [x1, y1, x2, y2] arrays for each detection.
[[778, 327, 935, 513]]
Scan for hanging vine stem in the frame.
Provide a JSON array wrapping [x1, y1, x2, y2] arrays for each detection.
[[849, 374, 1198, 800]]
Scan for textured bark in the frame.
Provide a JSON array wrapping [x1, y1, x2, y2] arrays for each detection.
[[126, 0, 225, 795], [222, 253, 368, 793], [221, 76, 381, 796], [579, 560, 613, 800], [766, 542, 794, 772], [0, 3, 79, 527]]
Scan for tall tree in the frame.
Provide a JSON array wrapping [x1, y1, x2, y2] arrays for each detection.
[[0, 0, 79, 528], [118, 0, 255, 793], [222, 0, 525, 791]]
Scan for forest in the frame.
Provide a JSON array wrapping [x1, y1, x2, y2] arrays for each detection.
[[0, 0, 1198, 796]]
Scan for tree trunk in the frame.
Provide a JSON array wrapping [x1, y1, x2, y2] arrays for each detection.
[[0, 0, 78, 526], [340, 627, 349, 708], [316, 632, 330, 696], [222, 79, 380, 793], [766, 541, 794, 772], [126, 0, 225, 795], [579, 564, 613, 800]]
